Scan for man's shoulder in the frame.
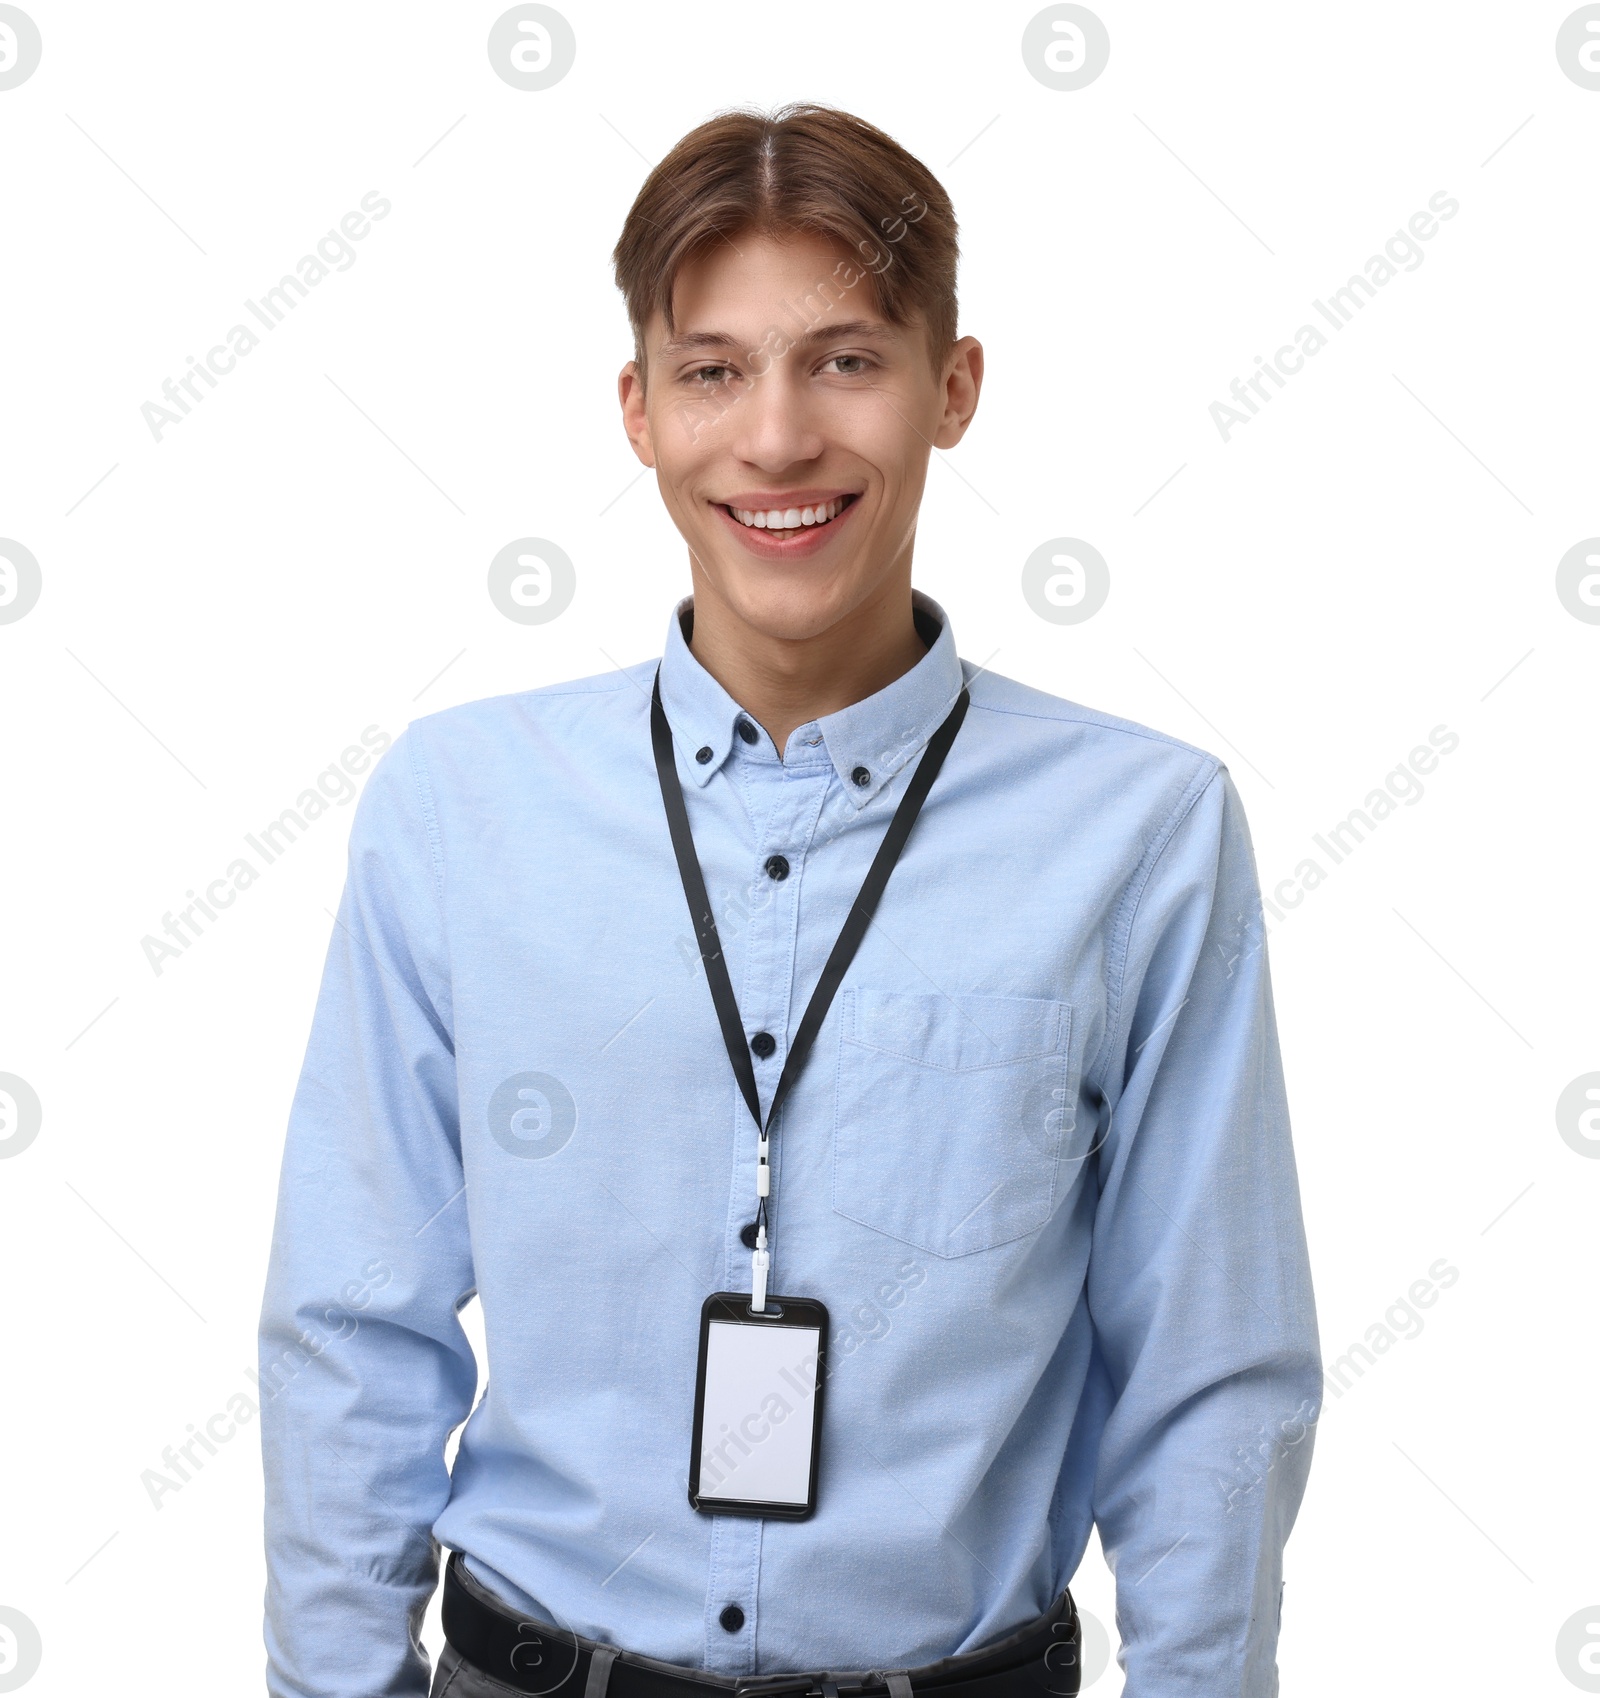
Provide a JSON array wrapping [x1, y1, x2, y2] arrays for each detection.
[[401, 659, 656, 761], [964, 666, 1232, 883], [965, 664, 1223, 786]]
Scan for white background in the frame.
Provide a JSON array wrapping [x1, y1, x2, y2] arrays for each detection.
[[1, 2, 1596, 1693]]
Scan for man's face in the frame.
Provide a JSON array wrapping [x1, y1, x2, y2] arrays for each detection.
[[618, 229, 982, 643]]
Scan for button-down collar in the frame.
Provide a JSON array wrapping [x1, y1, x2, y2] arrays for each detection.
[[654, 588, 966, 807]]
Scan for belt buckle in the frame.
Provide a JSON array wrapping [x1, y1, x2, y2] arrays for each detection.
[[733, 1678, 819, 1698], [734, 1676, 867, 1698]]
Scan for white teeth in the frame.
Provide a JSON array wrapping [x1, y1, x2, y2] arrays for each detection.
[[727, 497, 849, 531]]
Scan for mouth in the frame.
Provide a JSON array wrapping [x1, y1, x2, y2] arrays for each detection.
[[712, 493, 862, 557]]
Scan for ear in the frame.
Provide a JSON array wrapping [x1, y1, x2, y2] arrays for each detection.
[[618, 360, 656, 467], [932, 336, 984, 450]]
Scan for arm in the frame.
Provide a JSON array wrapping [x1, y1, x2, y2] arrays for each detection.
[[258, 727, 477, 1698], [1087, 764, 1319, 1697]]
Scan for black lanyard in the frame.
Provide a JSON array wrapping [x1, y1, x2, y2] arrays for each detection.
[[650, 665, 969, 1285]]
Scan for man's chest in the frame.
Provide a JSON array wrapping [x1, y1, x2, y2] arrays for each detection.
[[436, 751, 1128, 1288]]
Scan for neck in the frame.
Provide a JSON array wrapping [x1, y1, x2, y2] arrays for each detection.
[[685, 573, 928, 758]]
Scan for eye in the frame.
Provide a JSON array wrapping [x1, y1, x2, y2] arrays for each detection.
[[823, 354, 873, 376], [687, 363, 733, 385]]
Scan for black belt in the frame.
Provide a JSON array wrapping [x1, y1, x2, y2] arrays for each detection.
[[442, 1552, 1082, 1698]]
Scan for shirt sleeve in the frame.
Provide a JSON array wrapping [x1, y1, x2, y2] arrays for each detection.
[[1085, 763, 1320, 1698], [258, 726, 477, 1698]]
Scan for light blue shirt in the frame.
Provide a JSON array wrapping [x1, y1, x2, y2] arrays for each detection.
[[259, 590, 1319, 1698]]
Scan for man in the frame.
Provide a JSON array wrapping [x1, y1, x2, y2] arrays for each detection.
[[260, 103, 1319, 1698]]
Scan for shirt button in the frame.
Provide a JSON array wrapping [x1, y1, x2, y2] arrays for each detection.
[[764, 855, 790, 881], [750, 1031, 776, 1059], [736, 719, 759, 745], [719, 1604, 745, 1633], [695, 746, 713, 764], [851, 765, 870, 787], [740, 1221, 759, 1248]]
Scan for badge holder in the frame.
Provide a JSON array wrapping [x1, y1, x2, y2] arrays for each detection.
[[688, 1292, 829, 1519]]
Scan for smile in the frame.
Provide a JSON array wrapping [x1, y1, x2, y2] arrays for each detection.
[[721, 495, 855, 537]]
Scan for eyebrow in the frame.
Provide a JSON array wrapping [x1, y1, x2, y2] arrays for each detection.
[[657, 319, 902, 357]]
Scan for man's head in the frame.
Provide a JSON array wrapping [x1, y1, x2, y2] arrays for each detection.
[[614, 105, 982, 649]]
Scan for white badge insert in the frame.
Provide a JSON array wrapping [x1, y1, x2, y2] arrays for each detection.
[[697, 1317, 822, 1508]]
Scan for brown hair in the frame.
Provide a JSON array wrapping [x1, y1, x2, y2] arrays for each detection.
[[611, 103, 959, 380]]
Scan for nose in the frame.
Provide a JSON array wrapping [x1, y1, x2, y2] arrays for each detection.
[[728, 362, 827, 474]]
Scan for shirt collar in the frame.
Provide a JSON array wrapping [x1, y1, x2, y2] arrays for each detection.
[[655, 588, 965, 807]]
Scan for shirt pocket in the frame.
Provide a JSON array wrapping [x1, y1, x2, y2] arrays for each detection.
[[830, 988, 1074, 1258]]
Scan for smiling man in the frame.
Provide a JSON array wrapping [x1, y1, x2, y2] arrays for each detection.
[[259, 104, 1319, 1698]]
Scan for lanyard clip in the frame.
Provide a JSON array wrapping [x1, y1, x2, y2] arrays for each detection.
[[751, 1222, 770, 1312]]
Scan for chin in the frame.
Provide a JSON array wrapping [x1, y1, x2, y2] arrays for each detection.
[[700, 562, 863, 644]]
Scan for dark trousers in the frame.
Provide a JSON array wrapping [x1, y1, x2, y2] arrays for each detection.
[[431, 1640, 519, 1697]]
